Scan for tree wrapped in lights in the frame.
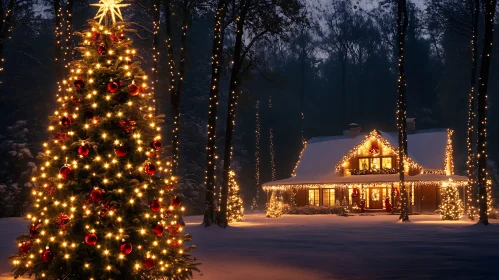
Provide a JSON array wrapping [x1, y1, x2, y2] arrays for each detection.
[[439, 184, 464, 220], [227, 170, 244, 223], [10, 2, 197, 279], [266, 191, 283, 218]]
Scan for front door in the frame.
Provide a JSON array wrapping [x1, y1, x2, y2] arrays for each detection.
[[369, 188, 383, 209]]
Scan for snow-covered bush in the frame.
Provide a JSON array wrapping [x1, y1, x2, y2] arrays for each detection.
[[283, 206, 346, 215], [0, 121, 36, 217]]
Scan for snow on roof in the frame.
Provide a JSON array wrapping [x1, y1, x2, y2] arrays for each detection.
[[267, 129, 454, 187], [263, 173, 467, 187]]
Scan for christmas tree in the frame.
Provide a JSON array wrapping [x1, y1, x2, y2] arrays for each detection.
[[266, 191, 283, 218], [439, 184, 464, 220], [227, 170, 244, 223], [11, 1, 197, 279]]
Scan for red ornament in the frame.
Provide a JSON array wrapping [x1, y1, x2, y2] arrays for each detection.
[[29, 223, 41, 238], [128, 83, 140, 96], [145, 164, 156, 176], [61, 116, 72, 127], [107, 81, 119, 93], [97, 44, 107, 55], [165, 185, 175, 191], [41, 249, 53, 262], [78, 145, 90, 156], [44, 183, 57, 195], [119, 242, 133, 255], [164, 209, 173, 218], [171, 196, 181, 207], [152, 224, 164, 236], [19, 241, 32, 254], [167, 225, 180, 236], [85, 233, 98, 246], [55, 213, 70, 229], [140, 84, 148, 93], [147, 151, 156, 159], [59, 165, 72, 180], [144, 258, 155, 269], [150, 199, 161, 212], [114, 145, 127, 157], [74, 78, 85, 89], [150, 140, 162, 151], [90, 189, 103, 202]]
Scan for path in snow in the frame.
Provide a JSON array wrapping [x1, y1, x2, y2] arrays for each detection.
[[1, 213, 498, 280]]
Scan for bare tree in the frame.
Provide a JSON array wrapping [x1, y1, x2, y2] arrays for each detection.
[[476, 0, 497, 225]]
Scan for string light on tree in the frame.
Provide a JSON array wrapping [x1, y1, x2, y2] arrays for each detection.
[[227, 170, 244, 223], [251, 100, 261, 211], [439, 181, 464, 220]]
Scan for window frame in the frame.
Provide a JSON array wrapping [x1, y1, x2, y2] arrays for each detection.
[[308, 189, 320, 206]]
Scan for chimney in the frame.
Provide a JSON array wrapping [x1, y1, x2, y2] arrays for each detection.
[[343, 123, 361, 138], [407, 118, 416, 133]]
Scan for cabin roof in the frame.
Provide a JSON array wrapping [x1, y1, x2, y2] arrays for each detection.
[[263, 129, 462, 188]]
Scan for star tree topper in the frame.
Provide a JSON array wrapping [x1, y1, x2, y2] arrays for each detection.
[[91, 0, 130, 25]]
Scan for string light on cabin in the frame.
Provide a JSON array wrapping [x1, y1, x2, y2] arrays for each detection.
[[10, 3, 197, 278]]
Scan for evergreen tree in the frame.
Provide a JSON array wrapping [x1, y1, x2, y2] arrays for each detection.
[[265, 191, 283, 218], [227, 170, 244, 223], [10, 2, 197, 279], [439, 184, 464, 220]]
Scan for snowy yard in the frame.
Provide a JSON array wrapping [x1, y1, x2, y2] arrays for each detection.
[[1, 213, 499, 280]]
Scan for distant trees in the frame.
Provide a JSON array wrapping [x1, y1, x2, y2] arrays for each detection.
[[217, 0, 305, 227]]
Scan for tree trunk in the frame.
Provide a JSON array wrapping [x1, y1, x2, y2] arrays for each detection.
[[171, 0, 191, 177], [203, 0, 227, 227], [476, 0, 497, 226], [397, 0, 409, 222], [466, 0, 479, 220], [53, 0, 63, 82], [218, 0, 250, 228], [152, 0, 161, 113], [63, 0, 73, 70], [0, 0, 15, 85]]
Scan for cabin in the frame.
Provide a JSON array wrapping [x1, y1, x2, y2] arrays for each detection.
[[262, 121, 467, 213]]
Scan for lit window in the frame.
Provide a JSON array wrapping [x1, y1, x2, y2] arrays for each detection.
[[359, 158, 369, 170], [322, 189, 335, 207], [382, 157, 392, 169], [370, 158, 380, 170], [308, 189, 319, 206]]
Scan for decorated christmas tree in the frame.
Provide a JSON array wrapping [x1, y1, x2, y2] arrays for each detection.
[[266, 191, 283, 218], [439, 184, 464, 220], [227, 170, 244, 223], [10, 1, 197, 279]]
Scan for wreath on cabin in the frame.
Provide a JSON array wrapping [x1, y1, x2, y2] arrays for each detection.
[[369, 144, 380, 156], [371, 189, 380, 202], [352, 187, 360, 198]]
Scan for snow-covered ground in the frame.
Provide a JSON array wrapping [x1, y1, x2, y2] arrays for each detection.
[[1, 213, 498, 280]]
